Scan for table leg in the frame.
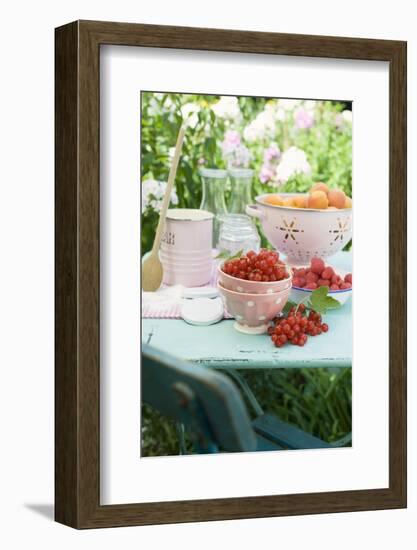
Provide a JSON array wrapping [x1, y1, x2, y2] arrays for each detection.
[[176, 422, 187, 455], [224, 369, 264, 417], [331, 432, 352, 447]]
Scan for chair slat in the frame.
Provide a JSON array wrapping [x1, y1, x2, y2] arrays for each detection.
[[142, 344, 257, 452]]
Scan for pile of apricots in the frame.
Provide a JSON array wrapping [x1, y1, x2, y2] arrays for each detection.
[[263, 182, 352, 210]]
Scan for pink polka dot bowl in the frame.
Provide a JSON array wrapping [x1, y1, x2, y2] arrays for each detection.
[[217, 282, 291, 335], [217, 262, 292, 295]]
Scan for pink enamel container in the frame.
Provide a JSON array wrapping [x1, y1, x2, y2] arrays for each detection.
[[160, 209, 214, 287], [217, 262, 292, 294], [246, 193, 352, 266], [218, 282, 291, 334]]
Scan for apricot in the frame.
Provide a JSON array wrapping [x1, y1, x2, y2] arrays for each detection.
[[264, 194, 283, 206], [310, 182, 329, 194], [344, 196, 352, 209], [307, 190, 329, 209], [293, 195, 308, 208], [327, 188, 346, 209], [282, 197, 296, 207]]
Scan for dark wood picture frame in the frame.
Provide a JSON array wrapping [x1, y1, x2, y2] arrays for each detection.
[[55, 20, 407, 529]]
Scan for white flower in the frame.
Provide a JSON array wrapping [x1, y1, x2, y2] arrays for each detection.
[[277, 98, 301, 111], [142, 179, 179, 214], [342, 109, 352, 123], [212, 96, 241, 120], [168, 147, 175, 160], [225, 144, 251, 169], [264, 101, 277, 113], [273, 146, 311, 186], [180, 102, 200, 128], [275, 107, 286, 121], [303, 100, 316, 112], [243, 109, 276, 142], [221, 131, 251, 168], [164, 96, 174, 110]]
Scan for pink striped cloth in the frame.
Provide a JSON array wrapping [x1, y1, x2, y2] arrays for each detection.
[[141, 258, 233, 319]]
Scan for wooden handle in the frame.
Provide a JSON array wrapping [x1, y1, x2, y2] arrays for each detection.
[[151, 125, 186, 254]]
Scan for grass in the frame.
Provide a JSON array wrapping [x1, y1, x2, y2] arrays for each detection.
[[141, 366, 351, 457]]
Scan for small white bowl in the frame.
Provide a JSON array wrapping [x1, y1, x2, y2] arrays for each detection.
[[290, 285, 352, 306], [290, 267, 352, 306]]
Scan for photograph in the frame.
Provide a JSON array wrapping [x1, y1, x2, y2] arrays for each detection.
[[141, 91, 353, 457]]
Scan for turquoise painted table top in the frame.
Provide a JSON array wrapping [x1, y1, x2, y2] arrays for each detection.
[[142, 252, 352, 370]]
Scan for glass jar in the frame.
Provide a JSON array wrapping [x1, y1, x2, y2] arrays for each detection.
[[227, 168, 254, 214], [217, 214, 260, 256], [199, 168, 228, 247]]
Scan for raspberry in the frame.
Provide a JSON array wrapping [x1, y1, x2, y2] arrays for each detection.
[[340, 282, 352, 289], [321, 267, 334, 280], [344, 273, 352, 284], [310, 257, 325, 275], [317, 279, 330, 287], [293, 277, 306, 288], [305, 282, 318, 290], [330, 284, 340, 291], [305, 271, 319, 283]]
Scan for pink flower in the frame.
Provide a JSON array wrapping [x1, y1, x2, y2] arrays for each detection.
[[295, 108, 314, 129], [223, 130, 241, 146], [259, 164, 275, 183], [263, 145, 281, 163]]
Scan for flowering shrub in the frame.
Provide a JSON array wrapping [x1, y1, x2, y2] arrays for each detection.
[[141, 92, 352, 252], [142, 179, 179, 214], [221, 130, 251, 169]]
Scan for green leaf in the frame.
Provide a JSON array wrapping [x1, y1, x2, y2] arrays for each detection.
[[214, 249, 244, 261], [309, 286, 341, 314]]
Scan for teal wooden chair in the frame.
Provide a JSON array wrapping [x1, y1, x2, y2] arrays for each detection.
[[142, 343, 331, 454]]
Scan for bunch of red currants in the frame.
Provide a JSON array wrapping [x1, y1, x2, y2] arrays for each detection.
[[221, 249, 289, 282], [268, 304, 329, 347]]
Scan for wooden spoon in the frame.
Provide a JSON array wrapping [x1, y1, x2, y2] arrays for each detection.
[[142, 125, 186, 291]]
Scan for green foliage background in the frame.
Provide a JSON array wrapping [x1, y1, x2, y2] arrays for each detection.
[[141, 92, 352, 253]]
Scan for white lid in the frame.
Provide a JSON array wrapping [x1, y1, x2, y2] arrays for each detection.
[[181, 297, 223, 326], [166, 208, 213, 221]]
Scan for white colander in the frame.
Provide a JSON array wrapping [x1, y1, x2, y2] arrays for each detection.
[[246, 193, 352, 266]]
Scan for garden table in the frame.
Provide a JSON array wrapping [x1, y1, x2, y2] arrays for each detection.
[[142, 251, 352, 437], [142, 251, 352, 371]]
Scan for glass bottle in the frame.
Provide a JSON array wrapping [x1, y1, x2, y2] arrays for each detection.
[[227, 168, 254, 214], [199, 168, 228, 247], [217, 214, 261, 256]]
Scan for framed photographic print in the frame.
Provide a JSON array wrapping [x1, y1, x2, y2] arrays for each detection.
[[55, 20, 407, 528]]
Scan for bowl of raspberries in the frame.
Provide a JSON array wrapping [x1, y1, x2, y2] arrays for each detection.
[[290, 257, 352, 306]]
